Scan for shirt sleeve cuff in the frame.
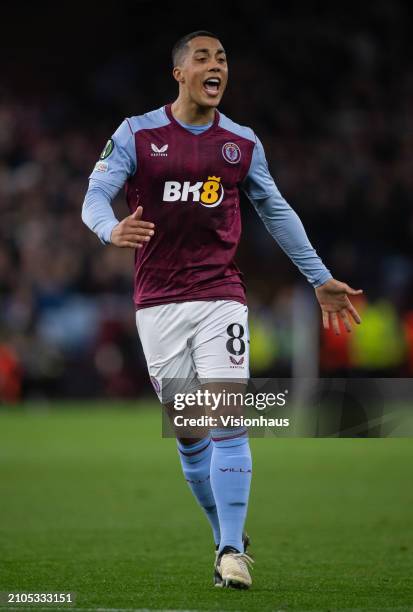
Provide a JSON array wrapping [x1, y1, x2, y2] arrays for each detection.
[[99, 220, 119, 245], [312, 271, 333, 288]]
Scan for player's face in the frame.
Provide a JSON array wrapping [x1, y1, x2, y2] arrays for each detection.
[[176, 37, 228, 107]]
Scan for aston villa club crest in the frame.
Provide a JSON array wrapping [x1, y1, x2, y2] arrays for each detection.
[[222, 142, 241, 164]]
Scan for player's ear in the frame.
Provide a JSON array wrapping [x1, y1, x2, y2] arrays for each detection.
[[172, 66, 185, 84]]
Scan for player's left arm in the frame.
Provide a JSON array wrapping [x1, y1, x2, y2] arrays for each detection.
[[242, 136, 362, 334]]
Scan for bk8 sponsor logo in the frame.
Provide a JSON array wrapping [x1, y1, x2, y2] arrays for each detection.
[[162, 176, 224, 207]]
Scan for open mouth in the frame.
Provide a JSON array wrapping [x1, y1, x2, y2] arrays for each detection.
[[203, 77, 221, 97]]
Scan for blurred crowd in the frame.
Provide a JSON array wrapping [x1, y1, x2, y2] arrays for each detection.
[[1, 1, 413, 401]]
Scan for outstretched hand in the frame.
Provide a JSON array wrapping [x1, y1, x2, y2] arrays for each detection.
[[110, 206, 155, 249], [315, 279, 363, 335]]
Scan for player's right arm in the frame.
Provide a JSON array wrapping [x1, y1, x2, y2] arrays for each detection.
[[82, 119, 155, 248]]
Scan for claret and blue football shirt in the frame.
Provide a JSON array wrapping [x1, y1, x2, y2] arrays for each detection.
[[83, 104, 332, 308]]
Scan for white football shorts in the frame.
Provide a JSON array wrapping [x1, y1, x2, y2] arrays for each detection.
[[136, 300, 249, 403]]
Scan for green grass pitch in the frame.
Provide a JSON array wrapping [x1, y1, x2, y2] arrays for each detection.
[[0, 403, 412, 612]]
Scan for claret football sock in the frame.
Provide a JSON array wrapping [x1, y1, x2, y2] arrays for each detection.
[[210, 428, 252, 553], [177, 436, 221, 546]]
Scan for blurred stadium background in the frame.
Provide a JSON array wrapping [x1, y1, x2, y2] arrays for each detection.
[[2, 4, 413, 610], [1, 0, 413, 402]]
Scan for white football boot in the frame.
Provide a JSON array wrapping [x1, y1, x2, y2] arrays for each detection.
[[214, 535, 253, 589], [214, 533, 250, 587]]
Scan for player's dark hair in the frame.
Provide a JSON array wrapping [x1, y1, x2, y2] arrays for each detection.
[[172, 30, 221, 67]]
